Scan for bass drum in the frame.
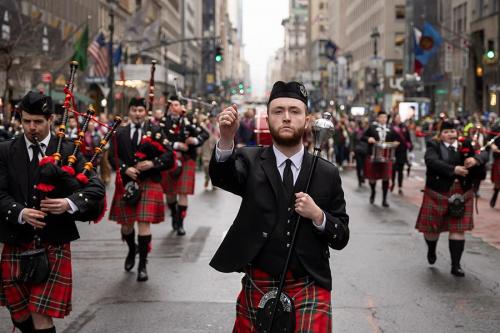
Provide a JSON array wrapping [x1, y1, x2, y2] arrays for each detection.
[[255, 107, 272, 146]]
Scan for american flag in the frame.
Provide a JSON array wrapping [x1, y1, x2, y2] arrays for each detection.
[[88, 32, 108, 77]]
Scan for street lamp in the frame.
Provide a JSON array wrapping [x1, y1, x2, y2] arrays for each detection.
[[344, 52, 353, 88], [107, 0, 116, 115], [370, 27, 380, 106]]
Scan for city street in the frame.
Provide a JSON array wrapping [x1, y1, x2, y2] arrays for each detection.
[[1, 170, 498, 333]]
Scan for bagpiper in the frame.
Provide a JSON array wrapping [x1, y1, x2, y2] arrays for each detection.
[[362, 111, 399, 207], [210, 81, 349, 332], [0, 91, 105, 333], [161, 95, 209, 236], [415, 120, 489, 277], [109, 97, 174, 282]]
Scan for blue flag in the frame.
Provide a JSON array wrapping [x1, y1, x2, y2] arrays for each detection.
[[113, 44, 122, 66], [415, 21, 443, 65]]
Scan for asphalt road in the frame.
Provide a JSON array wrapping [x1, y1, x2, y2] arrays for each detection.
[[1, 170, 499, 333]]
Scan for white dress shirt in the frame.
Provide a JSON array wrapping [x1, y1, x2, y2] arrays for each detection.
[[215, 141, 326, 230], [18, 133, 78, 224]]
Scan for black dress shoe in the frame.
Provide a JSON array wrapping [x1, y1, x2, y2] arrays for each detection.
[[137, 266, 148, 282], [382, 201, 390, 208], [177, 226, 186, 236], [451, 266, 465, 277], [124, 245, 138, 272], [427, 252, 436, 265]]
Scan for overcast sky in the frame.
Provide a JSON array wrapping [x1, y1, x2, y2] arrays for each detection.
[[242, 0, 288, 98]]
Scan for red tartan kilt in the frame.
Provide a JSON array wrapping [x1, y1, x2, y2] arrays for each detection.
[[415, 182, 474, 233], [491, 158, 500, 189], [233, 267, 332, 333], [109, 178, 165, 225], [0, 243, 72, 321], [364, 157, 392, 181], [161, 158, 196, 195]]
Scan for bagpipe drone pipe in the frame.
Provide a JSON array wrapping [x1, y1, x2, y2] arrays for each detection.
[[33, 61, 122, 223]]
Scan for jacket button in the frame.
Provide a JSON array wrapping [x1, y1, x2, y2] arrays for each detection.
[[334, 224, 338, 229], [286, 231, 290, 236], [12, 204, 16, 207], [286, 243, 290, 248], [262, 232, 268, 238]]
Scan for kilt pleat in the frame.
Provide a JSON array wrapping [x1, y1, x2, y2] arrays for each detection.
[[364, 157, 392, 181], [415, 182, 474, 233], [162, 158, 196, 195], [491, 158, 500, 189], [233, 266, 332, 333], [0, 243, 72, 321], [109, 178, 165, 224]]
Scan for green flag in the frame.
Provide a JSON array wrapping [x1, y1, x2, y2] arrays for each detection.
[[72, 25, 89, 71]]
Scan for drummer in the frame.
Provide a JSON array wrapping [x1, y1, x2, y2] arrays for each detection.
[[362, 111, 399, 207]]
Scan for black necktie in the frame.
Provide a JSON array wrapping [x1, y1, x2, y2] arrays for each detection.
[[132, 124, 140, 150], [448, 145, 455, 152], [283, 159, 294, 199], [29, 144, 41, 175]]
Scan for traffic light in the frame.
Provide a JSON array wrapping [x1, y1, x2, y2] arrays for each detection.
[[238, 82, 244, 89], [483, 49, 497, 65], [215, 46, 223, 63]]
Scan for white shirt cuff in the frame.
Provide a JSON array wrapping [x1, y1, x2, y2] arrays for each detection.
[[312, 212, 326, 231], [65, 199, 79, 214], [18, 208, 26, 224], [215, 140, 234, 162], [190, 138, 200, 146]]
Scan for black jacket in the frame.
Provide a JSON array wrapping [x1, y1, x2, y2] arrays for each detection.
[[109, 122, 174, 183], [0, 135, 105, 245], [209, 146, 349, 290], [390, 123, 413, 164], [162, 114, 209, 161], [424, 139, 489, 193], [362, 123, 397, 156]]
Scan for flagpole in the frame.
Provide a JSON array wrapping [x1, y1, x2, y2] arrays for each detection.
[[108, 2, 115, 115]]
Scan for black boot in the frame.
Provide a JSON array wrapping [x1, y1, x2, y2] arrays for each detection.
[[34, 327, 56, 333], [122, 230, 136, 272], [369, 182, 376, 204], [137, 235, 151, 282], [425, 238, 437, 265], [177, 205, 187, 236], [490, 189, 499, 208], [449, 239, 465, 277], [382, 180, 390, 207], [13, 316, 34, 333], [168, 202, 178, 231]]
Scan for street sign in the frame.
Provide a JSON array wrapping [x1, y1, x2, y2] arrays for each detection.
[[41, 72, 52, 83]]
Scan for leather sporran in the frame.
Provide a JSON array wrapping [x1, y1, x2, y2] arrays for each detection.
[[18, 248, 50, 284], [255, 290, 295, 333], [448, 193, 465, 218], [123, 181, 142, 206]]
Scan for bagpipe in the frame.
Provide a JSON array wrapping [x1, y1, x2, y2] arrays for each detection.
[[34, 61, 122, 223]]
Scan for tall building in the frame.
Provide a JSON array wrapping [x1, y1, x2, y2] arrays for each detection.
[[469, 0, 500, 115], [330, 0, 406, 111], [281, 0, 309, 82]]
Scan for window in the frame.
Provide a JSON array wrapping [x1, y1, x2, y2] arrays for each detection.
[[168, 0, 179, 11], [395, 63, 403, 76], [319, 2, 324, 10], [42, 26, 49, 52], [394, 32, 405, 46], [395, 5, 405, 19]]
